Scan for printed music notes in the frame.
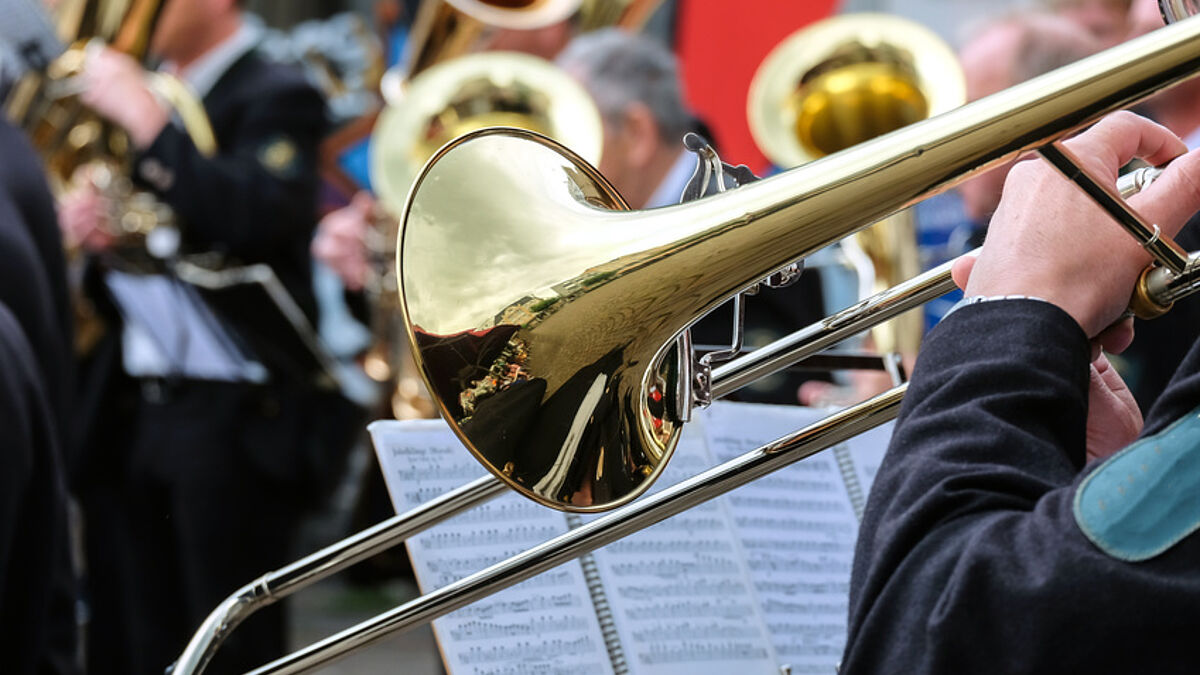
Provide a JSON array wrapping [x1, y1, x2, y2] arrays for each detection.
[[371, 420, 614, 675], [370, 402, 893, 675]]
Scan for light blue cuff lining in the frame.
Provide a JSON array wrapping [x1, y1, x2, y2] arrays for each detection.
[[1074, 404, 1200, 562]]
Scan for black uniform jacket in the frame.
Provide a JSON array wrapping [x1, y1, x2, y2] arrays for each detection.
[[75, 49, 343, 495], [130, 47, 327, 370], [842, 299, 1200, 674], [0, 119, 72, 437], [0, 301, 68, 675]]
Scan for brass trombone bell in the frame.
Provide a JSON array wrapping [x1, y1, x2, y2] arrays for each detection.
[[748, 13, 964, 168], [398, 15, 1200, 514], [369, 50, 603, 215]]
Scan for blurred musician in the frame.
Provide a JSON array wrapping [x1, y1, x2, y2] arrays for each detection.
[[554, 28, 830, 405], [957, 12, 1102, 233], [1042, 0, 1133, 46], [55, 0, 335, 673], [842, 111, 1200, 673], [0, 118, 78, 674], [0, 302, 68, 675], [556, 28, 695, 210]]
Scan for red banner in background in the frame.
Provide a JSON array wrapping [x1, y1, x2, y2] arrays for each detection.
[[675, 0, 841, 174]]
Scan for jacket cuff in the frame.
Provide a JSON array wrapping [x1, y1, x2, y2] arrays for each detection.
[[921, 298, 1090, 376]]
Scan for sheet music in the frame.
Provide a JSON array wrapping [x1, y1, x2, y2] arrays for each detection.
[[845, 423, 894, 500], [584, 421, 780, 675], [700, 402, 862, 675], [370, 420, 615, 675]]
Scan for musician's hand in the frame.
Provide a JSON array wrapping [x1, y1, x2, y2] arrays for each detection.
[[79, 46, 169, 149], [962, 111, 1200, 338], [312, 192, 374, 291], [1086, 350, 1142, 462], [58, 178, 114, 253], [953, 257, 1143, 460]]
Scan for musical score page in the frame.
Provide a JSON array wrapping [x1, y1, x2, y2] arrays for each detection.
[[583, 422, 780, 675], [369, 402, 894, 675], [370, 420, 615, 675], [844, 423, 893, 502], [700, 402, 865, 675]]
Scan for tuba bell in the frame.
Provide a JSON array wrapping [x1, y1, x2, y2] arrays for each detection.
[[747, 14, 964, 360]]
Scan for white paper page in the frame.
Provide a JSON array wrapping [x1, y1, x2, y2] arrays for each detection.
[[370, 420, 616, 675], [584, 421, 780, 675], [700, 402, 860, 675]]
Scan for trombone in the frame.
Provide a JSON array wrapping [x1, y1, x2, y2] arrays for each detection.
[[174, 5, 1200, 673]]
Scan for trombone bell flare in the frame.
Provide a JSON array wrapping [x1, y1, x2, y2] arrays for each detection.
[[399, 129, 682, 512], [400, 15, 1200, 513]]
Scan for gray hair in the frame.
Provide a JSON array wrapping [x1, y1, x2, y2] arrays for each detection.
[[556, 28, 692, 145]]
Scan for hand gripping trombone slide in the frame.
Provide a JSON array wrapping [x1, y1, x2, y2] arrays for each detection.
[[173, 4, 1200, 672]]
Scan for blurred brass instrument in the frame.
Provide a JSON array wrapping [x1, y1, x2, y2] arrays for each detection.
[[364, 50, 602, 419], [575, 0, 663, 32], [402, 0, 580, 79], [171, 7, 1200, 672], [748, 14, 964, 356], [4, 0, 216, 260], [364, 0, 650, 419], [390, 0, 662, 89]]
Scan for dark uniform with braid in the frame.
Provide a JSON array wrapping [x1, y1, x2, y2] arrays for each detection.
[[842, 299, 1200, 674], [75, 45, 350, 675]]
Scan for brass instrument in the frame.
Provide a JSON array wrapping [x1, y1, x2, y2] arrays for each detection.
[[379, 0, 580, 104], [172, 6, 1200, 674], [402, 0, 580, 79], [363, 0, 658, 417], [574, 0, 663, 32], [4, 0, 217, 258], [365, 50, 602, 418], [393, 0, 662, 81], [370, 51, 602, 213], [748, 14, 964, 358]]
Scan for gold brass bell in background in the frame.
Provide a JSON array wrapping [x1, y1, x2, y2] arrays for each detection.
[[748, 13, 965, 356]]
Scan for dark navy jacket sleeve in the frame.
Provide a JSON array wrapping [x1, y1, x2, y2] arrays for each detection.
[[842, 299, 1200, 674]]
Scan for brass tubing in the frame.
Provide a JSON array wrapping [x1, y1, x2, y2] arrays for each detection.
[[711, 256, 960, 399], [398, 15, 1200, 512], [169, 475, 508, 675]]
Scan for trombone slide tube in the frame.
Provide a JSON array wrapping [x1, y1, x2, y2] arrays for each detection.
[[170, 475, 507, 675], [712, 256, 960, 399], [247, 386, 906, 675]]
